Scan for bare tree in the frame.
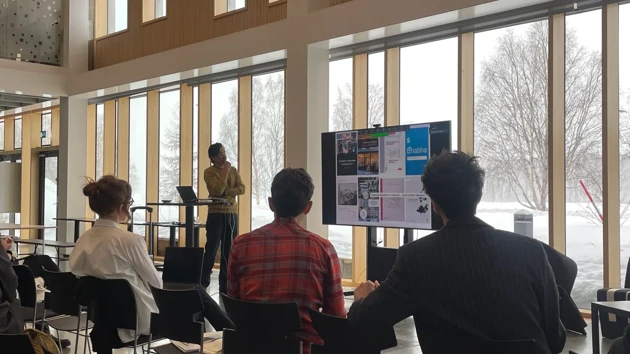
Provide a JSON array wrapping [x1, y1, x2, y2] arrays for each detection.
[[331, 82, 385, 131], [475, 21, 630, 224]]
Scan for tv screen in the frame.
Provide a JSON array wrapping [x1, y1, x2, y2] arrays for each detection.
[[321, 121, 451, 230]]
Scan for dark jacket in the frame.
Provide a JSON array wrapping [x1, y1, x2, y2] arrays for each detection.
[[348, 216, 566, 354], [0, 248, 23, 334]]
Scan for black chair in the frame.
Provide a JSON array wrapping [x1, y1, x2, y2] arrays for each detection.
[[42, 269, 93, 354], [75, 276, 157, 354], [146, 285, 206, 354], [597, 256, 630, 339], [13, 264, 57, 328], [221, 294, 302, 354], [308, 308, 397, 354], [442, 338, 540, 354], [0, 333, 37, 354]]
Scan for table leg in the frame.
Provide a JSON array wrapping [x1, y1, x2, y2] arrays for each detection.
[[169, 226, 176, 248], [194, 228, 199, 248], [185, 205, 194, 248], [74, 221, 80, 243], [592, 304, 600, 354]]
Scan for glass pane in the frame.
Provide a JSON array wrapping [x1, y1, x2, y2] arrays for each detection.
[[129, 96, 147, 235], [156, 0, 167, 18], [251, 71, 285, 230], [400, 37, 458, 240], [211, 80, 239, 169], [401, 37, 458, 149], [620, 3, 630, 285], [14, 118, 22, 149], [96, 104, 104, 179], [565, 10, 602, 309], [109, 0, 128, 34], [0, 120, 4, 150], [230, 0, 245, 12], [41, 112, 52, 146], [115, 101, 119, 176], [473, 21, 549, 245], [329, 58, 353, 265], [43, 157, 58, 241], [158, 90, 181, 243]]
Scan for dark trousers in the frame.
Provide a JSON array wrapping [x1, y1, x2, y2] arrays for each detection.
[[201, 213, 238, 293], [197, 285, 235, 331]]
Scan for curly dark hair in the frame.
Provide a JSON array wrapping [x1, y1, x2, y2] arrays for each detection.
[[421, 151, 485, 219], [208, 143, 223, 163], [271, 168, 314, 218]]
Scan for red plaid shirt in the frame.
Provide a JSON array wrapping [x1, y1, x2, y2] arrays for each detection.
[[227, 218, 346, 350]]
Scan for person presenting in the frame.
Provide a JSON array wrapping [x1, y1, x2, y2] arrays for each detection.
[[227, 168, 345, 352], [201, 143, 245, 293], [347, 151, 566, 354], [70, 176, 233, 353]]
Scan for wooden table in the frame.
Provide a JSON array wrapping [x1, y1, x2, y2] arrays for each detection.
[[54, 217, 96, 242], [591, 301, 630, 354]]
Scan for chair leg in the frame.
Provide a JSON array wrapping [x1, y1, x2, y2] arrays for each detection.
[[75, 312, 81, 354], [83, 315, 89, 354], [32, 302, 38, 329]]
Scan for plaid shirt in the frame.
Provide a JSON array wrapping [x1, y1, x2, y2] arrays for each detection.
[[227, 218, 346, 349]]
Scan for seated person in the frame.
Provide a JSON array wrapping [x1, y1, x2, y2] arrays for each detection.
[[70, 176, 233, 353], [0, 247, 23, 334], [227, 168, 346, 350], [347, 151, 566, 354]]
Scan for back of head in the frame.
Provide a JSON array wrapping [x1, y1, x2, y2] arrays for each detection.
[[271, 168, 314, 219], [421, 151, 485, 219], [83, 175, 132, 216], [208, 142, 223, 160]]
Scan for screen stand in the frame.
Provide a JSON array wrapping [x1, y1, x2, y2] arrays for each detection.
[[403, 228, 413, 244]]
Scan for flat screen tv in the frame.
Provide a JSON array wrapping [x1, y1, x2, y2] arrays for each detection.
[[321, 121, 452, 230]]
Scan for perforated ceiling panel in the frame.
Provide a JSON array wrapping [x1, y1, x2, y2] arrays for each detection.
[[0, 0, 63, 66]]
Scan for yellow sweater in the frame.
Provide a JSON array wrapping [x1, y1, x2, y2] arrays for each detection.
[[204, 166, 245, 214]]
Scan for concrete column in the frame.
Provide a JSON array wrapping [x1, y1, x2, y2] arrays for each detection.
[[63, 0, 90, 73], [57, 96, 88, 243]]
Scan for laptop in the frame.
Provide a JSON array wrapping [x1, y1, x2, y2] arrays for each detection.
[[162, 247, 204, 290], [176, 186, 229, 204]]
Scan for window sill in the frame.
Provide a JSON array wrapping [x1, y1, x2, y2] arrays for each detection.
[[214, 7, 248, 20], [268, 0, 287, 7], [94, 28, 130, 42], [142, 16, 168, 27]]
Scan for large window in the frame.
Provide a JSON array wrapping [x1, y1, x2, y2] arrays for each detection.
[[565, 10, 603, 309], [143, 0, 166, 22], [211, 80, 239, 169], [251, 71, 285, 230], [96, 104, 104, 179], [158, 89, 181, 241], [473, 21, 550, 244], [0, 120, 4, 151], [129, 95, 147, 235], [42, 155, 58, 241], [400, 37, 458, 241], [14, 117, 21, 150], [109, 0, 127, 34], [329, 58, 353, 262], [215, 0, 245, 17], [193, 86, 199, 220], [619, 3, 630, 284]]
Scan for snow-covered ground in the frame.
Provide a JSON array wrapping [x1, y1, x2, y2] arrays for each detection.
[[254, 202, 630, 310]]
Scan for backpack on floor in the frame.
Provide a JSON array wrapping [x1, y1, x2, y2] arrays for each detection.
[[25, 328, 61, 354]]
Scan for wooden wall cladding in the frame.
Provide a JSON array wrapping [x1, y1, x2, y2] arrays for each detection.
[[329, 0, 353, 6], [93, 0, 287, 69]]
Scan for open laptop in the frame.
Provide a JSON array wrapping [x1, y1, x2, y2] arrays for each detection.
[[162, 247, 204, 290], [176, 186, 229, 205]]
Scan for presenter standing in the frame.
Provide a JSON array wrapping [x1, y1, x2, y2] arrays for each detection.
[[201, 143, 245, 293]]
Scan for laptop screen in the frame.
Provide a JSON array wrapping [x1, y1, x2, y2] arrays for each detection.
[[176, 186, 198, 203]]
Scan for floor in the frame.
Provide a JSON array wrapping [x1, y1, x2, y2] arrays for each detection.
[[48, 257, 612, 354]]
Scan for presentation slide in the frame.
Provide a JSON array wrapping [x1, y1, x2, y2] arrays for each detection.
[[322, 121, 451, 230]]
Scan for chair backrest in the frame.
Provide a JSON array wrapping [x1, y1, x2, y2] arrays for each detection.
[[149, 285, 205, 345], [221, 294, 301, 338], [162, 247, 204, 284], [13, 265, 37, 308], [222, 328, 302, 354], [308, 308, 397, 354], [75, 276, 138, 331], [0, 333, 37, 354], [443, 338, 539, 354], [41, 269, 80, 316], [22, 255, 59, 278], [541, 242, 577, 293]]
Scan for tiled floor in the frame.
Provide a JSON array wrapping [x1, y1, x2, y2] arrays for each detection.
[[47, 266, 612, 354]]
